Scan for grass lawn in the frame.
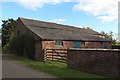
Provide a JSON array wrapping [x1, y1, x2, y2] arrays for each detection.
[[10, 54, 105, 78]]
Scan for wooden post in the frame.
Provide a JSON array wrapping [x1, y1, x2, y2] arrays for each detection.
[[52, 49, 53, 61], [44, 49, 46, 62]]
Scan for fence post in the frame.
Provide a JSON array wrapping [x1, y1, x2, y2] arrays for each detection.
[[43, 49, 46, 62], [52, 49, 53, 61]]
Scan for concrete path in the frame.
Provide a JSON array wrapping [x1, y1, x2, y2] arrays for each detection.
[[2, 54, 57, 78]]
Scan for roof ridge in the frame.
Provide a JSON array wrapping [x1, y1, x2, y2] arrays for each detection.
[[18, 17, 100, 35], [18, 17, 84, 29], [16, 17, 110, 41]]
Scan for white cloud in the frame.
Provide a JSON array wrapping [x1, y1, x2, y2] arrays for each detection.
[[2, 0, 119, 23], [6, 0, 76, 11], [16, 0, 45, 11], [73, 0, 119, 23], [49, 18, 66, 23], [15, 0, 69, 11]]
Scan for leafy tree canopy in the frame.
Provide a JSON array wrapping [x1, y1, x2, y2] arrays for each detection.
[[2, 19, 15, 47], [100, 31, 120, 45]]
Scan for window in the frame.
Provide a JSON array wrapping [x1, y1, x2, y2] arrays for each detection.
[[55, 41, 63, 46], [73, 41, 80, 48]]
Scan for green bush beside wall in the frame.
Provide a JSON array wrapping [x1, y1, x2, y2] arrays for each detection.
[[22, 33, 35, 60], [6, 32, 35, 59], [12, 34, 24, 56]]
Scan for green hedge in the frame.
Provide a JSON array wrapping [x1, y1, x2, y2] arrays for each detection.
[[12, 35, 24, 56], [3, 32, 23, 55], [22, 33, 35, 60], [9, 32, 35, 59]]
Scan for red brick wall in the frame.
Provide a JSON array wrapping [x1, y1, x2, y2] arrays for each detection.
[[84, 42, 111, 49], [67, 49, 119, 77], [42, 41, 111, 49], [42, 41, 73, 49], [85, 42, 102, 48]]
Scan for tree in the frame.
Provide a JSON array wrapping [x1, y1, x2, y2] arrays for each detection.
[[2, 19, 15, 47], [0, 28, 1, 39], [100, 31, 118, 45]]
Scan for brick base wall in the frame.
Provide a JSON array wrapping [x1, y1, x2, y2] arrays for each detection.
[[42, 41, 111, 49], [67, 49, 119, 77], [42, 41, 73, 49]]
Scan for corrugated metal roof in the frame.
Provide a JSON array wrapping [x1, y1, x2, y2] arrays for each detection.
[[18, 17, 110, 42]]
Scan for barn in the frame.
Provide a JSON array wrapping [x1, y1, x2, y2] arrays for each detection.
[[14, 17, 111, 61]]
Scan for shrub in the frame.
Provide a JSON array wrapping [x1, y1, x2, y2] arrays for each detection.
[[21, 32, 35, 60], [4, 32, 35, 59], [12, 35, 24, 56]]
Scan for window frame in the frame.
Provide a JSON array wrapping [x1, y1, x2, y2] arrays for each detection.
[[55, 41, 63, 46], [73, 41, 80, 48]]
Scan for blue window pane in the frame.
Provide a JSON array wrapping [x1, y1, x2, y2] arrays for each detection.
[[73, 41, 80, 48]]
